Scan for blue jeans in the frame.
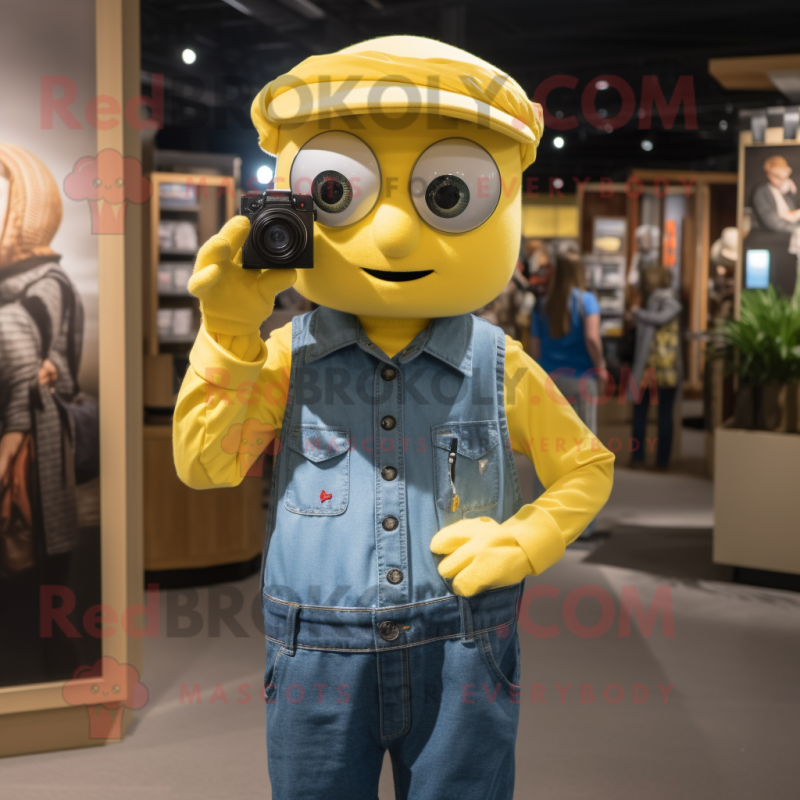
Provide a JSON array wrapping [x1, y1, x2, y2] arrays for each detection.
[[263, 592, 521, 799], [631, 385, 677, 467]]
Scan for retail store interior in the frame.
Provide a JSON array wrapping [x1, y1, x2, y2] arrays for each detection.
[[1, 1, 799, 798]]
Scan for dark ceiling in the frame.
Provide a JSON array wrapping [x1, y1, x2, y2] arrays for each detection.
[[142, 0, 798, 188]]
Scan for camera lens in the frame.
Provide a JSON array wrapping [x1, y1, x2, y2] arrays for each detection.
[[269, 224, 289, 250], [250, 209, 308, 264]]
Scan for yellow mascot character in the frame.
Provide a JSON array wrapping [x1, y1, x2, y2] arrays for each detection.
[[174, 35, 613, 800]]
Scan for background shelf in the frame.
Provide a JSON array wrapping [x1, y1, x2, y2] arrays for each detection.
[[160, 202, 202, 212], [145, 171, 235, 365]]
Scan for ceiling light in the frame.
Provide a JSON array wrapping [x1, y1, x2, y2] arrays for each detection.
[[552, 177, 564, 189], [596, 80, 610, 91], [553, 136, 565, 149], [641, 139, 654, 152], [257, 165, 274, 185], [719, 120, 729, 131], [182, 48, 197, 65]]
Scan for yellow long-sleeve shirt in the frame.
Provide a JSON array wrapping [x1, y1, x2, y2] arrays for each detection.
[[173, 317, 614, 576]]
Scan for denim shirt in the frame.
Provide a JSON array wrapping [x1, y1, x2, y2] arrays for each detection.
[[262, 307, 524, 609]]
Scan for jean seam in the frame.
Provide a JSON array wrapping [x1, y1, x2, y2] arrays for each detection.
[[376, 647, 385, 738], [395, 371, 409, 602], [263, 619, 516, 652], [478, 630, 521, 694], [263, 591, 498, 612], [380, 648, 411, 740], [264, 647, 283, 703], [495, 326, 525, 511], [389, 749, 405, 800]]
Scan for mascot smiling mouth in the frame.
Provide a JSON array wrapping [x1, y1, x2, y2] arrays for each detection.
[[361, 268, 434, 282]]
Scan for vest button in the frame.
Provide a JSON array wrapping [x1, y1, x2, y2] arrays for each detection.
[[386, 568, 403, 584], [382, 515, 399, 531], [380, 416, 396, 431], [379, 620, 400, 641], [381, 466, 398, 481], [381, 366, 397, 381]]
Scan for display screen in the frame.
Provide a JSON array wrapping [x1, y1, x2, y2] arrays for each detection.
[[745, 249, 771, 289]]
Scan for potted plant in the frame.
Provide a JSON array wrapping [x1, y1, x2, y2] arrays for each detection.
[[721, 286, 800, 432], [712, 286, 800, 578]]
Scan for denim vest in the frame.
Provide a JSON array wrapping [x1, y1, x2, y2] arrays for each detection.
[[262, 307, 523, 611]]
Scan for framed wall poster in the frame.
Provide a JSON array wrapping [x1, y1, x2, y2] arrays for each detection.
[[0, 0, 143, 755], [737, 129, 800, 310]]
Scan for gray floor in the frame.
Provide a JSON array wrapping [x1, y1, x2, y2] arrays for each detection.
[[2, 451, 799, 798]]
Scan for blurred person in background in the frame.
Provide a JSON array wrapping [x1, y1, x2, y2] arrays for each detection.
[[475, 236, 528, 337], [525, 237, 554, 300], [628, 266, 682, 470], [530, 251, 606, 429]]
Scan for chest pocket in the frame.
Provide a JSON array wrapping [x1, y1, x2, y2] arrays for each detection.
[[283, 425, 350, 516], [431, 420, 500, 515]]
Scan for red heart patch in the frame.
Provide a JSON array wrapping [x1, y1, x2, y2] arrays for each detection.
[[320, 490, 332, 503]]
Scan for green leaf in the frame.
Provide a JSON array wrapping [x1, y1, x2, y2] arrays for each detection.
[[722, 287, 800, 385]]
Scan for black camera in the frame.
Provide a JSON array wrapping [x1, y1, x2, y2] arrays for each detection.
[[240, 190, 315, 269]]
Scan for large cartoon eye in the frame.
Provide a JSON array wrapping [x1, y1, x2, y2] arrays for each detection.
[[93, 178, 102, 188], [290, 131, 381, 228], [410, 139, 501, 233], [115, 178, 124, 188], [112, 684, 121, 694], [311, 170, 352, 215], [91, 684, 100, 694]]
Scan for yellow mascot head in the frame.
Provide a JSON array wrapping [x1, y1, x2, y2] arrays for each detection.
[[250, 36, 543, 320]]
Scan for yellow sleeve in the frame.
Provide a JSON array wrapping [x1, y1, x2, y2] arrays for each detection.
[[173, 323, 292, 489], [502, 335, 614, 574]]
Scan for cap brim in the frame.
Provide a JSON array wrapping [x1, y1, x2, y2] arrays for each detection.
[[267, 81, 538, 149]]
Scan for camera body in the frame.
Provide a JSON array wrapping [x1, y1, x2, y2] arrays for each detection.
[[240, 190, 315, 269]]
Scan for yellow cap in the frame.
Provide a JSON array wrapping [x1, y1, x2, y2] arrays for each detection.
[[251, 36, 543, 169]]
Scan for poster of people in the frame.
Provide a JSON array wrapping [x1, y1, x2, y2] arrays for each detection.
[[741, 141, 800, 297], [0, 0, 101, 686]]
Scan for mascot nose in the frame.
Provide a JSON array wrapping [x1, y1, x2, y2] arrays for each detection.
[[371, 202, 422, 259]]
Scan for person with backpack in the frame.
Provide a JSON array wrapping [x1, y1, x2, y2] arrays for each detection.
[[530, 251, 607, 434], [628, 266, 683, 470], [0, 143, 90, 685]]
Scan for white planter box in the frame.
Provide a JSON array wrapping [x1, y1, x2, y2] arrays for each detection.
[[714, 426, 800, 575]]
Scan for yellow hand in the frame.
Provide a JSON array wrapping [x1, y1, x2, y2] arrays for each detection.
[[430, 517, 533, 597], [188, 216, 297, 337]]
